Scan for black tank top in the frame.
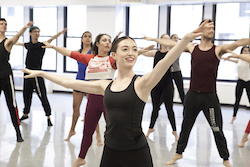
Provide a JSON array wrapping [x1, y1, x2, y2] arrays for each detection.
[[190, 45, 219, 93], [0, 38, 12, 78], [153, 51, 172, 87], [103, 75, 147, 150]]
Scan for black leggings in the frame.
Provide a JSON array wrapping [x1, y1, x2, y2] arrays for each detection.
[[177, 91, 229, 160], [233, 79, 250, 117], [171, 71, 185, 104], [149, 82, 176, 131], [0, 75, 21, 135], [23, 75, 51, 116], [100, 144, 153, 167]]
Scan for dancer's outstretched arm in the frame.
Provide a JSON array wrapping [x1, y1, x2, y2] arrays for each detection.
[[47, 28, 68, 43], [217, 39, 250, 57], [15, 28, 67, 46], [5, 21, 33, 52], [42, 41, 93, 65], [42, 41, 72, 57], [114, 30, 124, 41], [15, 42, 25, 46], [221, 57, 238, 63], [138, 45, 155, 56], [142, 35, 193, 53], [22, 68, 111, 95], [226, 49, 250, 63], [142, 35, 177, 48], [140, 49, 157, 57], [137, 19, 214, 99]]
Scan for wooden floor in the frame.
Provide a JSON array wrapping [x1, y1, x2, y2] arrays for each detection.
[[0, 91, 250, 167]]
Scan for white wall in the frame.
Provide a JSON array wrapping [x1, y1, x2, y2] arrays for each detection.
[[1, 0, 250, 6]]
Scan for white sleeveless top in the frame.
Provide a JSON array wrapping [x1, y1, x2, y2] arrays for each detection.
[[238, 59, 250, 81]]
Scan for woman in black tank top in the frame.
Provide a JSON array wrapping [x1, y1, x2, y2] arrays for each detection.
[[22, 23, 208, 167]]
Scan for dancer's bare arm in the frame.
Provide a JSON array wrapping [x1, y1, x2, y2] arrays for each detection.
[[42, 41, 71, 57], [140, 49, 157, 57], [217, 38, 250, 58], [221, 57, 238, 63], [142, 35, 177, 48], [142, 35, 194, 53], [22, 68, 111, 95], [226, 49, 250, 63], [138, 45, 156, 56], [15, 42, 25, 47], [47, 28, 67, 43], [114, 30, 124, 41], [5, 21, 33, 52]]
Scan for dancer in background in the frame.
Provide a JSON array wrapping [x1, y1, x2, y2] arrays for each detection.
[[222, 46, 250, 124], [224, 49, 250, 147], [0, 18, 33, 142], [64, 31, 102, 146], [143, 19, 250, 167], [41, 33, 115, 167], [65, 31, 124, 142], [22, 19, 209, 167], [141, 34, 178, 141], [16, 26, 67, 126], [170, 34, 185, 104]]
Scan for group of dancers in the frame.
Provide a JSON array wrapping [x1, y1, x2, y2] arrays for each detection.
[[0, 17, 250, 167]]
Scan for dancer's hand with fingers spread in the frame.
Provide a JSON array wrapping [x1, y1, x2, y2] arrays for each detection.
[[25, 21, 34, 29], [61, 28, 68, 34], [138, 45, 155, 55], [22, 68, 42, 79], [226, 49, 239, 59], [117, 31, 124, 37], [142, 35, 154, 41], [42, 41, 54, 49], [185, 19, 214, 41]]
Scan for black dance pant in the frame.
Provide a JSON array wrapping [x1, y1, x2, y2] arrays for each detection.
[[171, 71, 185, 104], [0, 75, 21, 134], [233, 79, 250, 117], [149, 82, 176, 131], [176, 91, 229, 160], [23, 76, 51, 116], [100, 144, 153, 167]]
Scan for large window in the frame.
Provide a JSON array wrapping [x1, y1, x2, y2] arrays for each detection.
[[65, 5, 87, 72], [215, 2, 250, 80], [129, 5, 159, 75], [1, 6, 24, 70], [33, 7, 58, 71], [170, 5, 203, 78]]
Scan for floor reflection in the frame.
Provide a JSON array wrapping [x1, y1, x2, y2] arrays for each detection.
[[0, 92, 250, 167]]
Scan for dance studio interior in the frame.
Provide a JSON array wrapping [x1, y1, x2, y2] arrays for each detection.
[[0, 0, 250, 167]]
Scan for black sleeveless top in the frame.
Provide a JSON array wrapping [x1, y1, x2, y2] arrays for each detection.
[[103, 75, 147, 150], [153, 51, 172, 87], [0, 38, 12, 78], [190, 45, 220, 93]]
